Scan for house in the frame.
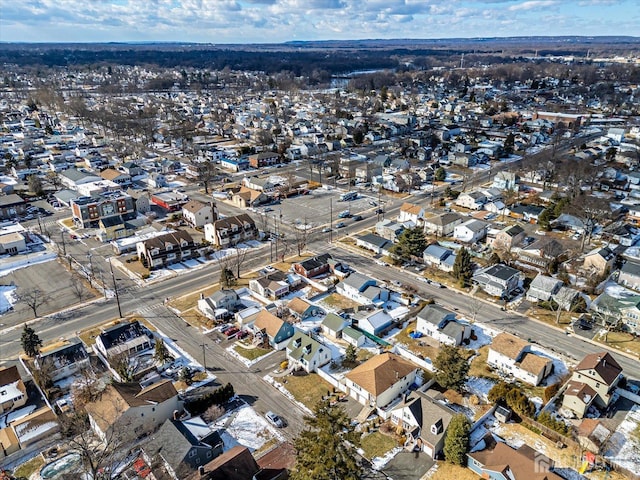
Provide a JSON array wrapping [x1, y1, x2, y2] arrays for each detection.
[[561, 352, 623, 418], [422, 244, 456, 272], [94, 320, 153, 359], [250, 309, 295, 350], [0, 366, 27, 415], [492, 225, 525, 251], [487, 333, 553, 386], [453, 219, 488, 244], [148, 172, 167, 188], [344, 353, 418, 411], [204, 214, 258, 248], [287, 297, 323, 321], [35, 338, 90, 383], [86, 380, 181, 442], [122, 161, 143, 176], [583, 247, 616, 276], [59, 168, 101, 190], [376, 219, 405, 242], [473, 264, 521, 298], [292, 253, 332, 278], [618, 260, 640, 292], [356, 233, 391, 254], [342, 326, 366, 347], [231, 186, 269, 209], [456, 191, 486, 210], [126, 189, 151, 214], [286, 330, 331, 373], [143, 418, 224, 478], [0, 425, 20, 458], [493, 171, 519, 192], [137, 230, 196, 269], [100, 168, 132, 186], [510, 204, 544, 223], [517, 238, 565, 272], [336, 272, 378, 305], [249, 271, 291, 299], [249, 152, 281, 168], [390, 391, 456, 459], [398, 203, 425, 226], [423, 212, 463, 237], [189, 445, 260, 480], [0, 194, 27, 220], [10, 406, 59, 448], [526, 274, 563, 303], [97, 215, 132, 241], [416, 304, 471, 346], [591, 291, 640, 335], [0, 232, 27, 255], [467, 436, 562, 480], [321, 313, 350, 338], [198, 289, 240, 320], [255, 441, 296, 480], [356, 309, 395, 336], [577, 419, 612, 454], [182, 200, 217, 228]]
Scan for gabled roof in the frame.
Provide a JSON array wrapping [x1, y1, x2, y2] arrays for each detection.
[[287, 297, 311, 315], [193, 445, 259, 480], [575, 352, 622, 385], [287, 330, 326, 363], [296, 253, 332, 272], [490, 332, 528, 360], [565, 380, 597, 405], [426, 212, 462, 226], [342, 272, 375, 291], [182, 199, 208, 213], [100, 168, 127, 181], [253, 309, 286, 338], [620, 260, 640, 277], [142, 230, 194, 250], [458, 219, 487, 233], [417, 304, 455, 326], [517, 352, 551, 377], [529, 274, 562, 293], [345, 353, 416, 397], [0, 365, 21, 387], [400, 202, 423, 215], [357, 233, 391, 249], [322, 312, 349, 331], [98, 320, 148, 351], [423, 244, 453, 261], [479, 264, 521, 281], [394, 391, 455, 446]]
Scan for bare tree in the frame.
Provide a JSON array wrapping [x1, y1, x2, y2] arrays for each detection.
[[17, 287, 49, 318], [567, 195, 611, 251], [592, 308, 622, 342], [110, 351, 135, 382], [231, 247, 248, 279], [294, 223, 310, 256], [70, 275, 87, 302], [468, 293, 484, 323]]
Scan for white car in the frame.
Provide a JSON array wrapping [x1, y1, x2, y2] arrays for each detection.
[[266, 411, 286, 428]]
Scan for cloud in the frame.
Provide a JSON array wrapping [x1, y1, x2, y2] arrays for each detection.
[[508, 0, 557, 11]]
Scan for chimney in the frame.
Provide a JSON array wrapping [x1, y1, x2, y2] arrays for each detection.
[[173, 409, 180, 420], [198, 465, 206, 477]]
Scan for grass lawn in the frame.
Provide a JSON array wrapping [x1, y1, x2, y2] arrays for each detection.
[[182, 307, 214, 329], [599, 331, 640, 357], [281, 373, 334, 410], [13, 455, 46, 478], [120, 255, 150, 278], [360, 431, 399, 460], [320, 292, 360, 311], [468, 346, 499, 380], [395, 321, 440, 361], [170, 285, 221, 313], [234, 344, 272, 361], [527, 307, 575, 326], [429, 462, 481, 480]]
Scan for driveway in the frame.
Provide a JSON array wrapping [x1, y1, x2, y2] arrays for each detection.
[[381, 450, 435, 480]]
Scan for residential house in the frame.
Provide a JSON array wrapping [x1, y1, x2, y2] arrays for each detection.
[[204, 214, 257, 248], [35, 339, 90, 383], [126, 189, 151, 214], [487, 333, 553, 386], [231, 186, 269, 208], [10, 406, 59, 449], [287, 297, 323, 321], [342, 326, 366, 347], [422, 244, 456, 272], [122, 161, 143, 176], [336, 272, 378, 305], [182, 200, 217, 229], [189, 445, 260, 480], [94, 320, 153, 359], [286, 330, 331, 373], [148, 172, 167, 188], [456, 191, 487, 211], [0, 425, 20, 458], [510, 204, 544, 223], [321, 313, 350, 338], [416, 304, 471, 346], [467, 437, 562, 480], [376, 219, 405, 242], [86, 380, 181, 442], [356, 309, 395, 336], [292, 253, 332, 278], [59, 168, 101, 190], [249, 152, 281, 168], [356, 233, 391, 255], [517, 238, 565, 273], [473, 264, 521, 298], [100, 168, 132, 186], [343, 353, 418, 412], [577, 419, 612, 455], [492, 225, 525, 252], [423, 212, 463, 237], [143, 418, 223, 478], [583, 247, 616, 276], [0, 194, 27, 220], [618, 260, 640, 292], [453, 219, 488, 244], [398, 203, 425, 226], [591, 291, 640, 335], [198, 289, 240, 320], [249, 271, 291, 299], [250, 309, 295, 350], [526, 274, 563, 303], [562, 352, 623, 418], [137, 230, 196, 269], [242, 176, 279, 193], [0, 366, 27, 415], [390, 391, 456, 458], [493, 171, 519, 192]]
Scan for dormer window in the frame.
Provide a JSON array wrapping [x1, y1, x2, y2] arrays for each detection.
[[431, 419, 443, 435]]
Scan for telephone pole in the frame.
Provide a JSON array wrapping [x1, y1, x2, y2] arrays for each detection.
[[109, 257, 123, 318]]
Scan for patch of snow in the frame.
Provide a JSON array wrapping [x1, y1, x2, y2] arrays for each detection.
[[370, 446, 402, 470], [529, 345, 570, 386], [14, 421, 58, 442], [603, 404, 640, 476], [0, 404, 37, 429], [226, 343, 277, 368], [216, 403, 284, 452], [0, 285, 17, 313], [466, 322, 501, 350], [531, 396, 544, 413], [466, 377, 496, 402], [0, 250, 57, 278]]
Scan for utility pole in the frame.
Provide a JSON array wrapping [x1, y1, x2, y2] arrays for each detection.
[[109, 258, 123, 318], [200, 344, 207, 371], [60, 230, 67, 256], [36, 214, 43, 236], [274, 215, 279, 261], [86, 254, 94, 287], [329, 198, 333, 243]]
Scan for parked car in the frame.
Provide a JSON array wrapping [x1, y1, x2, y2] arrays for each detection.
[[236, 330, 249, 339], [219, 324, 233, 333], [224, 327, 240, 337], [266, 411, 286, 428], [352, 215, 363, 221], [321, 227, 332, 233], [336, 222, 346, 228]]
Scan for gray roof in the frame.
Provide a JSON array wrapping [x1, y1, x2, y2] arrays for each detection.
[[287, 330, 326, 362], [423, 244, 453, 261], [418, 304, 456, 326], [460, 219, 488, 233], [396, 391, 455, 447], [621, 260, 640, 277], [357, 233, 391, 249], [427, 212, 462, 226], [479, 264, 520, 281], [342, 272, 375, 292], [342, 326, 364, 342], [529, 274, 562, 293], [0, 194, 25, 207], [322, 313, 348, 331]]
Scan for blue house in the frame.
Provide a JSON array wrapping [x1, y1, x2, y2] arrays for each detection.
[[251, 309, 295, 350]]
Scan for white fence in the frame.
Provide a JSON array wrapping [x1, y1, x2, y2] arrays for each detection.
[[393, 345, 435, 372]]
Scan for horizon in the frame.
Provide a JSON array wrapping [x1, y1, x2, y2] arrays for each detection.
[[1, 1, 637, 44]]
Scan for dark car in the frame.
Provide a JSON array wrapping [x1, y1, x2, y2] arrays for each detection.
[[224, 327, 239, 337], [353, 215, 363, 221]]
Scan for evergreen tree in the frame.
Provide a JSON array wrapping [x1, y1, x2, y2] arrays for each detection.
[[452, 247, 473, 286], [154, 338, 171, 365], [538, 208, 552, 231], [433, 345, 469, 392], [21, 324, 42, 357], [220, 267, 236, 288], [291, 399, 361, 480], [435, 167, 446, 182], [389, 227, 428, 263], [444, 414, 471, 465], [343, 344, 357, 366], [503, 132, 515, 156]]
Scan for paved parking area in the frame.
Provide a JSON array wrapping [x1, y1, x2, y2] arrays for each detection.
[[381, 450, 435, 480]]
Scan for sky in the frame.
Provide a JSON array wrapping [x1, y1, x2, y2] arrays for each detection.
[[0, 0, 637, 44]]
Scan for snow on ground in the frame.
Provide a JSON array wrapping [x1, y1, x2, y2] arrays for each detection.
[[529, 344, 570, 385], [0, 250, 57, 278], [14, 421, 58, 443], [531, 396, 544, 413], [226, 343, 277, 367], [0, 404, 37, 429], [369, 447, 403, 471], [0, 285, 17, 313], [182, 259, 202, 268], [216, 403, 284, 452], [466, 377, 496, 403], [603, 404, 640, 476], [601, 281, 638, 299], [467, 322, 502, 350]]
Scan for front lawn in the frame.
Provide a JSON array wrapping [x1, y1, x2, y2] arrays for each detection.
[[320, 293, 361, 311], [360, 431, 399, 460], [234, 344, 272, 361], [281, 373, 334, 410], [598, 331, 640, 357]]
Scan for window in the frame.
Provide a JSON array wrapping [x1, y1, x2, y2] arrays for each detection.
[[189, 450, 197, 458]]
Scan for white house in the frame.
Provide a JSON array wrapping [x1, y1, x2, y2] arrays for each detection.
[[453, 219, 488, 243], [416, 304, 471, 346], [336, 273, 378, 305], [456, 191, 487, 210], [286, 331, 331, 373], [182, 200, 217, 229], [487, 333, 553, 386], [526, 274, 563, 303]]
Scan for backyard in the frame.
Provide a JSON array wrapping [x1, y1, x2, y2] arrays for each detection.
[[359, 431, 399, 461], [280, 373, 334, 410]]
